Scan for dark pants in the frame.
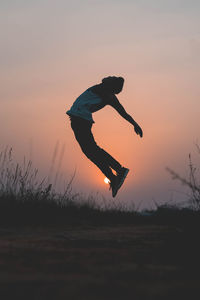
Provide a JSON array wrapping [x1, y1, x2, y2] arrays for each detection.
[[69, 116, 122, 181]]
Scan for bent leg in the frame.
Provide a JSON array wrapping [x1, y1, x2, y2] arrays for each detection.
[[99, 148, 122, 174], [71, 118, 117, 181]]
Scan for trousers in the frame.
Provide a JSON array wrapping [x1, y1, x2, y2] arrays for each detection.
[[69, 115, 122, 181]]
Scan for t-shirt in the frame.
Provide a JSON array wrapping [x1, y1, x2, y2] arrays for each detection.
[[66, 87, 111, 123]]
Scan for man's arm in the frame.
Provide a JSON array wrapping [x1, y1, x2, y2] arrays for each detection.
[[108, 95, 143, 137]]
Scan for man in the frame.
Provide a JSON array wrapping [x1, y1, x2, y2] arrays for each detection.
[[66, 76, 143, 197]]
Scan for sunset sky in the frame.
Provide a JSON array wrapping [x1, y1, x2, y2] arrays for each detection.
[[1, 0, 200, 208]]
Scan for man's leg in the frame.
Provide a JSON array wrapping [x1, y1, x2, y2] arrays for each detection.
[[99, 148, 122, 174], [71, 119, 117, 182]]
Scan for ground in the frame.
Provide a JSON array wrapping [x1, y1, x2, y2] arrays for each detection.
[[0, 223, 200, 300]]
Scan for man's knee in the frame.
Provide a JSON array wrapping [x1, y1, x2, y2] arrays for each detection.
[[81, 143, 101, 158]]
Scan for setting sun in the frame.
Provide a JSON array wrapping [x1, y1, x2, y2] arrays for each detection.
[[104, 177, 110, 184]]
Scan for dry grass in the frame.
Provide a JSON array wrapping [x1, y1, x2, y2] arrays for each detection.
[[1, 144, 200, 226], [166, 143, 200, 210]]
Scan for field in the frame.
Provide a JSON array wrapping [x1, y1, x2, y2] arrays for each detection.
[[1, 209, 200, 300], [1, 147, 200, 299]]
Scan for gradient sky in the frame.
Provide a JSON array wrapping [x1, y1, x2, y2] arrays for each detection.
[[1, 0, 200, 209]]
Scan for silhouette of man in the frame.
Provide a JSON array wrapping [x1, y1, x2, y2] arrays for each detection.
[[66, 76, 143, 197]]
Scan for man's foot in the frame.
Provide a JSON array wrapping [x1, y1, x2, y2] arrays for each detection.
[[117, 167, 130, 192], [109, 176, 120, 198]]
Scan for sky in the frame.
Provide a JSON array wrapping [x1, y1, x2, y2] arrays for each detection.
[[1, 0, 200, 209]]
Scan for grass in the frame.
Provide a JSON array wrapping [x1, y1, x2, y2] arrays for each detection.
[[166, 143, 200, 210], [1, 145, 200, 226], [1, 145, 200, 300], [0, 145, 139, 225]]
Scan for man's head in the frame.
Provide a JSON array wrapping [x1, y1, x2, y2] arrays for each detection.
[[101, 76, 124, 94]]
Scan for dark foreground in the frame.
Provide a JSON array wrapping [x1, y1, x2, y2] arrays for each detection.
[[1, 221, 200, 300]]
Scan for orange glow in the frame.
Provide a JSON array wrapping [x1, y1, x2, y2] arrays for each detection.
[[1, 1, 199, 208]]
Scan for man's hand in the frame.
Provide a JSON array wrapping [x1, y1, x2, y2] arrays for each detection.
[[134, 122, 143, 138]]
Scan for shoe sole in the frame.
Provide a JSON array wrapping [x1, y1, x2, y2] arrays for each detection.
[[117, 169, 129, 192], [112, 180, 120, 198], [112, 187, 118, 197], [112, 169, 129, 198]]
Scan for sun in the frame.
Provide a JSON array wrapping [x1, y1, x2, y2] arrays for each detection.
[[104, 177, 110, 184]]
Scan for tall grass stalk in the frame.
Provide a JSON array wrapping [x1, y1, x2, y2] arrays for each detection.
[[0, 146, 74, 204], [0, 146, 137, 213], [167, 144, 200, 210]]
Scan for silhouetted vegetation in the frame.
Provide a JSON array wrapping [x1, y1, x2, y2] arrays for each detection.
[[1, 146, 200, 300], [166, 143, 200, 210], [1, 146, 200, 227]]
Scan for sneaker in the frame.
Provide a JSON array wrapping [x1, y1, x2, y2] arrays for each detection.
[[117, 167, 130, 192], [109, 176, 120, 198]]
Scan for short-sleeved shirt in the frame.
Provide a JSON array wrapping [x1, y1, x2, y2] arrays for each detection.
[[66, 85, 117, 123]]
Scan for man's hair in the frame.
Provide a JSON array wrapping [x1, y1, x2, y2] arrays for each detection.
[[101, 76, 124, 93]]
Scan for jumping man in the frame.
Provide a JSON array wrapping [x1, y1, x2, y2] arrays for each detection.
[[66, 76, 143, 197]]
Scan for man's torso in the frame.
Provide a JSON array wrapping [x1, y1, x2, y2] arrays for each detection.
[[66, 84, 115, 123]]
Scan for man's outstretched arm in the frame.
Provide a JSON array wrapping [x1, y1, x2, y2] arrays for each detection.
[[109, 96, 143, 138]]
